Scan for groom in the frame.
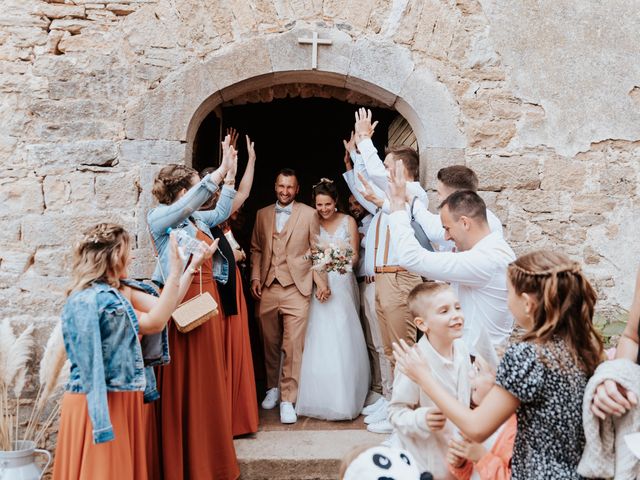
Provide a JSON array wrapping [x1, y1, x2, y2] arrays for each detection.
[[250, 168, 330, 424]]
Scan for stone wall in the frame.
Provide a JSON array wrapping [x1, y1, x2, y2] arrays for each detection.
[[1, 0, 639, 345]]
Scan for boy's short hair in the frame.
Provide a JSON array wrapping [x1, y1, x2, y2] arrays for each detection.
[[407, 282, 452, 318], [437, 166, 479, 192], [385, 145, 420, 181]]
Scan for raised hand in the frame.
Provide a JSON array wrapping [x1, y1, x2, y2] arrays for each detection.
[[226, 127, 239, 149], [246, 135, 256, 163], [388, 159, 408, 212], [392, 339, 432, 384], [354, 107, 378, 141], [343, 131, 356, 154], [357, 172, 384, 208]]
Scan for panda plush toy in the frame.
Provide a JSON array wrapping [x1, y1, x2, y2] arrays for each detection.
[[343, 446, 433, 480]]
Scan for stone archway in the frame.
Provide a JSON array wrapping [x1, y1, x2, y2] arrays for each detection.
[[124, 26, 466, 184]]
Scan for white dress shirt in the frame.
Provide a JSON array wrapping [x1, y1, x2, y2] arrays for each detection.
[[274, 201, 293, 233], [351, 142, 428, 269], [410, 202, 504, 252], [388, 210, 516, 350], [356, 138, 428, 208], [388, 337, 471, 477], [354, 213, 373, 277]]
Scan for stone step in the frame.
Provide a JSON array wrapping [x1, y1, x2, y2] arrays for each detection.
[[234, 429, 382, 480]]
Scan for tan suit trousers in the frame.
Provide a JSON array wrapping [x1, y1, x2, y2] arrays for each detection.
[[359, 280, 393, 398], [258, 282, 310, 403], [375, 271, 423, 376]]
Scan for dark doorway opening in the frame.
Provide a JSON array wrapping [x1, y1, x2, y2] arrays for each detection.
[[192, 96, 398, 401]]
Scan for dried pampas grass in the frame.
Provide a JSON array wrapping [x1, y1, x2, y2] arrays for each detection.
[[0, 320, 68, 451]]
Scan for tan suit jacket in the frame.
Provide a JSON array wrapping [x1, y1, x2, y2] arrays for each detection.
[[250, 202, 322, 297]]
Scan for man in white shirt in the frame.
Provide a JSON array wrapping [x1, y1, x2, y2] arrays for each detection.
[[350, 110, 426, 433], [343, 158, 393, 415], [413, 165, 503, 252], [387, 161, 516, 358]]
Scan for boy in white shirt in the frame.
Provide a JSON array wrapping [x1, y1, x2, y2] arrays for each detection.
[[388, 282, 472, 479]]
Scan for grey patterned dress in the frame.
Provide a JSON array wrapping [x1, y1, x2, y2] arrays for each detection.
[[496, 338, 588, 479]]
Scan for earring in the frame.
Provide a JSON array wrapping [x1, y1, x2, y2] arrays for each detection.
[[335, 207, 337, 212]]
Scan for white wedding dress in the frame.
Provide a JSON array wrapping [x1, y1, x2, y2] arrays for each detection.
[[296, 215, 370, 420]]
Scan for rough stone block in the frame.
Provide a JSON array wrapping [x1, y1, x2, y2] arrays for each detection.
[[36, 4, 86, 19], [0, 245, 35, 275], [266, 27, 352, 77], [347, 37, 414, 103], [49, 18, 93, 34], [94, 171, 140, 210], [0, 177, 44, 215], [467, 154, 541, 190], [396, 68, 466, 150], [26, 141, 118, 168], [541, 156, 587, 191], [119, 140, 187, 166]]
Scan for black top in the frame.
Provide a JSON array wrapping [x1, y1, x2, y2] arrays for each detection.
[[496, 339, 587, 480], [210, 225, 237, 317]]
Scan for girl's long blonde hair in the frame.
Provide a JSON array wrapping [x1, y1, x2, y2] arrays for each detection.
[[67, 223, 130, 296], [508, 250, 604, 376]]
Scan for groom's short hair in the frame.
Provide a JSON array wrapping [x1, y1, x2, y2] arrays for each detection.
[[439, 190, 488, 224], [276, 168, 298, 181]]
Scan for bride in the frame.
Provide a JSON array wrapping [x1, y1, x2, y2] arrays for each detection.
[[296, 178, 370, 420]]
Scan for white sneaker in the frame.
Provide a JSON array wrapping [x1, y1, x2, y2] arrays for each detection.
[[261, 387, 279, 410], [280, 401, 297, 424], [362, 397, 387, 416], [367, 419, 393, 434], [364, 405, 388, 425]]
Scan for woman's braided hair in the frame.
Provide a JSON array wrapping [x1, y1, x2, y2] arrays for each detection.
[[152, 164, 199, 205], [508, 250, 604, 375]]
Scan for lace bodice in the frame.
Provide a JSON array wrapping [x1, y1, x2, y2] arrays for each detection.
[[319, 215, 350, 243]]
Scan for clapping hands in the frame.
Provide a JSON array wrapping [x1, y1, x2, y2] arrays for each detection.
[[392, 339, 432, 384]]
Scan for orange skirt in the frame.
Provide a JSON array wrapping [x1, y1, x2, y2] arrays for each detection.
[[150, 277, 239, 480], [52, 391, 147, 480], [224, 267, 259, 436]]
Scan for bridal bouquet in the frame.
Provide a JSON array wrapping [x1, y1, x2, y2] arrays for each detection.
[[307, 239, 354, 274]]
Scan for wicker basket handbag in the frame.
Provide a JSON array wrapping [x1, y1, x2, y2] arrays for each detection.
[[149, 229, 218, 333], [172, 267, 218, 333]]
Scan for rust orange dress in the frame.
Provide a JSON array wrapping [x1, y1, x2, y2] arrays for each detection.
[[53, 391, 148, 480], [223, 266, 259, 436], [150, 230, 239, 480]]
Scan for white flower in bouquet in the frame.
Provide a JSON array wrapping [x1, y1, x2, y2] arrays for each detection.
[[308, 238, 354, 274]]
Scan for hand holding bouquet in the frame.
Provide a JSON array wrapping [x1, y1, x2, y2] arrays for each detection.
[[307, 239, 354, 274]]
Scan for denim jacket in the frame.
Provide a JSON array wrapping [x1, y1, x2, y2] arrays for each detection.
[[147, 175, 236, 286], [61, 279, 169, 444]]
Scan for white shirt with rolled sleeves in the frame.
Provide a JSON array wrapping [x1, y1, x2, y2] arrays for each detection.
[[387, 210, 516, 350]]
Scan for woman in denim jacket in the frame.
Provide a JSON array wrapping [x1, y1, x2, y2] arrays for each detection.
[[146, 136, 241, 480], [53, 223, 216, 480]]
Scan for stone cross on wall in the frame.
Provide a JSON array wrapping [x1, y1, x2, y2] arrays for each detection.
[[297, 32, 332, 70]]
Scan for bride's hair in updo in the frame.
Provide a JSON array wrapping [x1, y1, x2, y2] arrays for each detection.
[[152, 164, 199, 205], [312, 178, 338, 202]]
